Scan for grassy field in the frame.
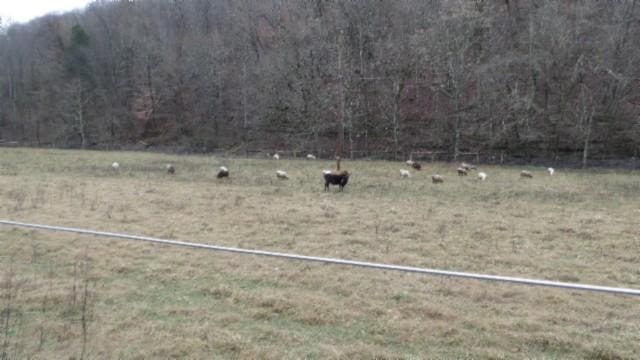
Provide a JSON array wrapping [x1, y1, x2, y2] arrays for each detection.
[[1, 147, 639, 359]]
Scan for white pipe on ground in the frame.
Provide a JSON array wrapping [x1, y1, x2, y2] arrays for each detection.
[[1, 219, 638, 297]]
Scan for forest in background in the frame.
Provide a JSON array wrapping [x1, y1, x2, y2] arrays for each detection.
[[1, 0, 639, 165]]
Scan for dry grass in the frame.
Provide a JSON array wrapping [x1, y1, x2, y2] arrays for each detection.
[[1, 147, 639, 359]]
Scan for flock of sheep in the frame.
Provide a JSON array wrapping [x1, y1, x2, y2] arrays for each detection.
[[109, 154, 555, 191], [400, 160, 554, 184]]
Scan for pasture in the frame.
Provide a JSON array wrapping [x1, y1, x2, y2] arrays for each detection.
[[1, 148, 639, 359]]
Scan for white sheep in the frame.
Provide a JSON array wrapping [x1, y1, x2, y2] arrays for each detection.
[[273, 153, 280, 160], [111, 162, 120, 170], [478, 172, 487, 181], [406, 159, 415, 166], [547, 167, 555, 176], [306, 154, 316, 160], [432, 174, 444, 184], [461, 162, 476, 171], [276, 170, 289, 179], [400, 169, 411, 178]]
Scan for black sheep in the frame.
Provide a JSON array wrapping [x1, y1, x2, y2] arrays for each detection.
[[217, 166, 229, 178], [324, 171, 349, 191]]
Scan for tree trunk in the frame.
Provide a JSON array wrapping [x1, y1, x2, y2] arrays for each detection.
[[392, 80, 404, 161], [77, 90, 87, 149], [335, 30, 345, 159], [453, 93, 462, 161], [582, 110, 593, 169], [242, 61, 248, 146], [453, 118, 461, 161], [580, 85, 595, 169]]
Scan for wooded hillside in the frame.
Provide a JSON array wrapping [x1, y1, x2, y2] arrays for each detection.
[[1, 0, 639, 165]]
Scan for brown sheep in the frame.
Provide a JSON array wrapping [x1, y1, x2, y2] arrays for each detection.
[[432, 175, 444, 184], [520, 170, 533, 178], [457, 167, 468, 176]]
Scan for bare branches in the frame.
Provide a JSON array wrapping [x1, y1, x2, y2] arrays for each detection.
[[0, 0, 639, 160]]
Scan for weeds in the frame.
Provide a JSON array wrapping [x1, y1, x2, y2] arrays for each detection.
[[6, 189, 27, 212], [0, 262, 16, 360]]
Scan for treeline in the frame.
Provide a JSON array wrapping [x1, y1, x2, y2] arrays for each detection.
[[1, 0, 639, 164]]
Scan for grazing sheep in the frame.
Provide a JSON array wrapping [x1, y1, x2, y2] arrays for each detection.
[[461, 162, 476, 171], [217, 166, 229, 178], [411, 162, 422, 170], [276, 170, 289, 179], [306, 154, 316, 160], [431, 174, 444, 184], [457, 167, 468, 176], [406, 159, 415, 166], [273, 153, 280, 160], [547, 167, 555, 176], [478, 172, 487, 181], [111, 162, 120, 170], [400, 169, 411, 178], [520, 170, 533, 178], [166, 164, 175, 174]]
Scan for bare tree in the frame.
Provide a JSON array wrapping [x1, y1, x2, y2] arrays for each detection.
[[0, 0, 639, 163]]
